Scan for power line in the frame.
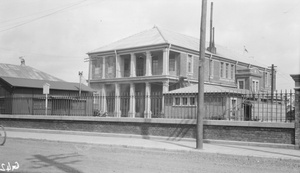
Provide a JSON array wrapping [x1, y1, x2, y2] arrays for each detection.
[[0, 46, 85, 59], [0, 1, 82, 26], [0, 0, 87, 33]]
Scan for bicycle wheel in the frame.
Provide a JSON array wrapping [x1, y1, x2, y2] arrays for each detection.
[[0, 125, 6, 146]]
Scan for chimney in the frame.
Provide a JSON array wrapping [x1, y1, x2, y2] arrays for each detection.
[[19, 57, 25, 66], [211, 27, 217, 53], [207, 2, 216, 54]]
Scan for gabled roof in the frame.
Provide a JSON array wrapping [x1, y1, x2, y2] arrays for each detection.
[[88, 26, 266, 68], [0, 77, 94, 92], [0, 63, 63, 81], [166, 84, 251, 94]]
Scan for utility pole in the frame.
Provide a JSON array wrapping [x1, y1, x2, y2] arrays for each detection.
[[197, 0, 207, 150]]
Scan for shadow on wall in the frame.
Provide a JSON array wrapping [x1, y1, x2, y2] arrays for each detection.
[[140, 120, 195, 140], [167, 120, 195, 140]]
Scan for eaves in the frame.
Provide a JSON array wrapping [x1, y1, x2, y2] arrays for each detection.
[[89, 75, 180, 84], [87, 43, 169, 57]]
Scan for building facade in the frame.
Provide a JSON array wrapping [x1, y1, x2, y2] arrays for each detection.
[[87, 27, 275, 118]]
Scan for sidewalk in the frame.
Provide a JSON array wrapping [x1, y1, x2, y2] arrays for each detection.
[[5, 127, 300, 161]]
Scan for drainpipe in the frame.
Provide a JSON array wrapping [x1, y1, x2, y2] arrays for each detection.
[[209, 53, 212, 81], [235, 61, 238, 88]]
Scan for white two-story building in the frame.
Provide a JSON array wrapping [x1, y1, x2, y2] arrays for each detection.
[[87, 26, 275, 118]]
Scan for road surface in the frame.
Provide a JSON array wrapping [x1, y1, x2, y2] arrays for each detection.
[[0, 138, 299, 173]]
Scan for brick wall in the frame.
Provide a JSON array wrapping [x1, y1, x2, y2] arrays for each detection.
[[0, 115, 295, 145], [204, 125, 294, 144]]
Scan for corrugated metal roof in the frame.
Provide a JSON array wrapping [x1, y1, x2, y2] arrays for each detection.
[[88, 27, 166, 53], [88, 26, 266, 68], [166, 84, 251, 94], [0, 63, 63, 81], [0, 77, 94, 92]]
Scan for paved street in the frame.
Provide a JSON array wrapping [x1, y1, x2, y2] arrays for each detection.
[[0, 138, 300, 173], [0, 128, 300, 172]]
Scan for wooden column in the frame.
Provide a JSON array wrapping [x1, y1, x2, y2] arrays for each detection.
[[115, 55, 121, 78], [130, 53, 136, 77], [114, 83, 121, 117], [144, 82, 152, 118], [163, 49, 169, 75], [101, 84, 107, 112], [129, 83, 136, 118], [145, 51, 152, 76]]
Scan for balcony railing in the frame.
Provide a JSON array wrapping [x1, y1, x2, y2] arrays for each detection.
[[136, 69, 144, 76]]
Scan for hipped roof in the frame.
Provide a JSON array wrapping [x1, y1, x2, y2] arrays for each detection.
[[166, 84, 251, 95], [0, 77, 94, 92], [89, 26, 265, 68]]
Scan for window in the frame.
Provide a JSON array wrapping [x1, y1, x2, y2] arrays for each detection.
[[230, 98, 237, 118], [265, 72, 269, 86], [231, 64, 234, 79], [152, 58, 159, 75], [173, 97, 196, 106], [220, 62, 224, 78], [169, 56, 175, 71], [96, 59, 102, 74], [124, 58, 130, 77], [252, 80, 259, 92], [225, 63, 229, 78], [175, 97, 180, 105], [182, 97, 188, 105], [190, 97, 195, 105], [237, 79, 245, 89], [187, 55, 193, 73]]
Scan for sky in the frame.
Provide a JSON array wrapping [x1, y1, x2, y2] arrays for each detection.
[[0, 0, 299, 91]]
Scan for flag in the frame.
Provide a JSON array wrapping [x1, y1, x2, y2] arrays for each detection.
[[80, 75, 88, 86], [79, 71, 88, 86]]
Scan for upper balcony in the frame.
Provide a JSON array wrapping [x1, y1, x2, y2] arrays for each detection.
[[90, 50, 180, 81]]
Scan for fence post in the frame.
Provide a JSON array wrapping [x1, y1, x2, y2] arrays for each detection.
[[290, 74, 300, 149]]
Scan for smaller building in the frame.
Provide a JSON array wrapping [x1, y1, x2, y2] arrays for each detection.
[[0, 63, 94, 116], [164, 83, 291, 122], [0, 77, 94, 115], [164, 84, 252, 120]]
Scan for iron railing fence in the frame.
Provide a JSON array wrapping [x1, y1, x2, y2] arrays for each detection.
[[0, 94, 94, 116], [164, 91, 295, 122], [0, 91, 295, 122]]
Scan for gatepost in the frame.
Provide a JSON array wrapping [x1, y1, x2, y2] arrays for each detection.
[[291, 74, 300, 149], [43, 83, 50, 115]]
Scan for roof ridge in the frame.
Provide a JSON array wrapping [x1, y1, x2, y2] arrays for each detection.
[[156, 26, 200, 42], [154, 26, 168, 43], [88, 27, 156, 53]]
